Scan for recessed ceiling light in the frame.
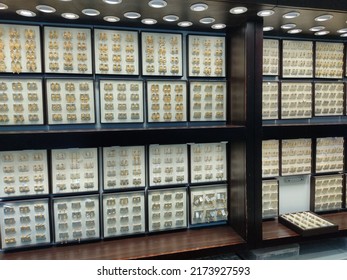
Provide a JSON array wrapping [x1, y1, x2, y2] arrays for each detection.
[[211, 23, 226, 29], [257, 10, 274, 17], [59, 0, 72, 1], [163, 15, 179, 22], [287, 28, 302, 34], [124, 12, 141, 19], [263, 26, 274, 32], [337, 28, 347, 33], [283, 11, 300, 19], [230, 7, 247, 14], [104, 16, 120, 22], [315, 14, 333, 22], [16, 9, 36, 17], [340, 33, 347, 37], [142, 18, 157, 25], [82, 9, 100, 16], [178, 21, 193, 27], [190, 3, 208, 12], [0, 3, 8, 10], [103, 0, 122, 4], [281, 23, 296, 29], [148, 0, 167, 8], [309, 26, 325, 32], [315, 30, 330, 36], [199, 17, 215, 24], [62, 12, 79, 20], [36, 5, 56, 13]]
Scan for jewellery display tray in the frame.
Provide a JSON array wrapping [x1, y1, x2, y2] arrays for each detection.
[[278, 211, 338, 237]]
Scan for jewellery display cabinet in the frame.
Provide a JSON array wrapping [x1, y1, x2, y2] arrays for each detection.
[[1, 0, 347, 259]]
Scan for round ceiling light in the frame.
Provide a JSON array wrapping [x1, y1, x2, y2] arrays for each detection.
[[340, 33, 347, 37], [62, 12, 79, 20], [163, 15, 179, 22], [0, 3, 8, 10], [315, 14, 333, 22], [309, 26, 325, 32], [178, 21, 193, 27], [190, 3, 208, 12], [148, 0, 167, 8], [315, 30, 330, 36], [337, 28, 347, 33], [263, 26, 274, 32], [281, 23, 296, 29], [287, 28, 302, 34], [230, 7, 248, 14], [103, 0, 122, 4], [199, 17, 215, 24], [36, 5, 56, 13], [16, 9, 36, 17], [82, 9, 100, 16], [59, 0, 72, 2], [283, 11, 300, 19], [124, 12, 141, 19], [257, 10, 275, 17], [211, 23, 226, 30], [104, 16, 120, 22], [142, 18, 157, 25]]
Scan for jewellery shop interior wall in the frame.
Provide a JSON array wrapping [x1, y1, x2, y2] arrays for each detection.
[[262, 37, 347, 224], [0, 22, 232, 251]]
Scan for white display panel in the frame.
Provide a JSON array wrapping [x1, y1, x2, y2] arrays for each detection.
[[51, 148, 98, 194], [189, 81, 226, 121], [188, 35, 225, 77], [314, 83, 344, 116], [190, 185, 228, 225], [46, 79, 95, 124], [0, 24, 42, 73], [282, 40, 313, 78], [44, 26, 92, 74], [103, 191, 145, 238], [262, 82, 278, 120], [148, 188, 187, 232], [147, 81, 187, 122], [142, 32, 182, 76], [0, 150, 49, 197], [0, 78, 44, 125], [262, 140, 279, 178], [316, 42, 344, 78], [53, 195, 100, 243], [95, 29, 139, 75], [190, 142, 227, 183], [103, 146, 145, 190], [0, 199, 50, 250], [149, 144, 188, 186], [263, 39, 279, 76], [262, 180, 279, 219], [100, 80, 143, 123], [316, 137, 344, 173]]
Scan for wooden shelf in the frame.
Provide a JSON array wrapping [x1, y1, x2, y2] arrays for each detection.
[[0, 226, 246, 260], [262, 212, 347, 245]]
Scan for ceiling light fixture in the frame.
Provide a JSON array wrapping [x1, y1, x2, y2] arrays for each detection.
[[315, 14, 333, 22], [229, 7, 248, 14], [124, 12, 141, 19], [148, 0, 167, 8], [0, 3, 8, 10], [36, 5, 56, 13], [82, 9, 100, 16], [263, 26, 274, 32], [309, 26, 325, 32], [340, 33, 347, 37], [281, 23, 296, 30], [337, 28, 347, 33], [142, 18, 157, 25], [62, 12, 79, 19], [287, 28, 302, 34], [178, 21, 193, 27], [315, 30, 330, 36], [16, 9, 36, 17], [59, 0, 72, 2], [103, 0, 122, 4], [190, 3, 208, 12], [199, 17, 215, 24], [257, 10, 274, 17], [163, 15, 179, 22], [104, 16, 120, 22], [211, 23, 226, 29], [283, 11, 300, 19]]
